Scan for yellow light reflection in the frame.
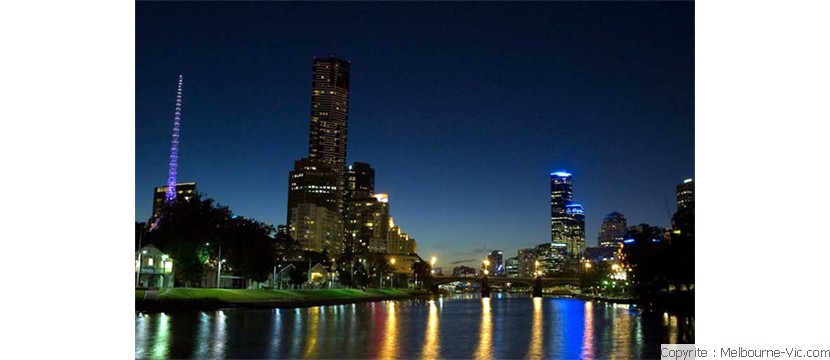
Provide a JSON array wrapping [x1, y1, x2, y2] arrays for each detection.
[[581, 301, 595, 359], [666, 314, 679, 344], [527, 297, 543, 359], [613, 306, 632, 358], [380, 301, 398, 359], [475, 298, 492, 360], [303, 307, 320, 357], [422, 300, 441, 359]]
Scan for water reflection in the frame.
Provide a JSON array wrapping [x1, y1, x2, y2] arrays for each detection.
[[475, 297, 493, 360], [581, 301, 595, 359], [380, 301, 398, 359], [135, 295, 693, 359], [151, 312, 170, 359], [303, 307, 320, 358], [527, 297, 543, 359], [422, 300, 440, 359]]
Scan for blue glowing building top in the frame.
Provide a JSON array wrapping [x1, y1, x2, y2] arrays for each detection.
[[550, 171, 572, 177]]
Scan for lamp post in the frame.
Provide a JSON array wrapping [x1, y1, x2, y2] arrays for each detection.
[[216, 243, 224, 288], [390, 258, 396, 288], [136, 249, 147, 288]]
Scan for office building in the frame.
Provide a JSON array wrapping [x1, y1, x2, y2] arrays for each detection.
[[598, 212, 627, 248], [677, 178, 694, 211], [550, 171, 586, 258], [488, 250, 504, 276], [344, 193, 391, 254], [517, 248, 537, 278], [346, 162, 374, 200], [289, 203, 341, 254], [151, 182, 197, 220], [505, 257, 518, 278]]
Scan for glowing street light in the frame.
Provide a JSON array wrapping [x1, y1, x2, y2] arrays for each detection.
[[431, 256, 437, 266]]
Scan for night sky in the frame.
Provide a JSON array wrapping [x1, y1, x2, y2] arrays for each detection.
[[136, 2, 694, 269]]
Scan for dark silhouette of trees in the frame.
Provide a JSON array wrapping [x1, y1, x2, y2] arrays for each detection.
[[146, 193, 277, 287]]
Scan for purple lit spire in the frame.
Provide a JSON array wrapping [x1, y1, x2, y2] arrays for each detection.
[[164, 75, 183, 204]]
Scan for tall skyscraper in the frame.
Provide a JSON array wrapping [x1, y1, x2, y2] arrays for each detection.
[[598, 212, 627, 248], [677, 178, 694, 211], [308, 56, 351, 215], [550, 171, 585, 258], [565, 203, 586, 256], [285, 56, 351, 255]]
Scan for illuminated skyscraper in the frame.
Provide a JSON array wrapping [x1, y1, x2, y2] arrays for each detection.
[[308, 56, 351, 215], [550, 171, 586, 258], [285, 57, 351, 254], [598, 212, 627, 248]]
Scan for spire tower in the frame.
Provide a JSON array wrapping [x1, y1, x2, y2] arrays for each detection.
[[165, 75, 183, 203]]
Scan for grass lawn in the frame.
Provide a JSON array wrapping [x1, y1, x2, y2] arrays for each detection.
[[153, 288, 427, 302]]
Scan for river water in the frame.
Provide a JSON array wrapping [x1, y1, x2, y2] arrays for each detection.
[[135, 293, 693, 359]]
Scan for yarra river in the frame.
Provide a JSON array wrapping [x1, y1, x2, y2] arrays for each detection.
[[135, 293, 694, 359]]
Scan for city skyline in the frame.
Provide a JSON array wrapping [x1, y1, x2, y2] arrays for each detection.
[[136, 2, 693, 268]]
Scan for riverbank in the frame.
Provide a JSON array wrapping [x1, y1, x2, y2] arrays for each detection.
[[135, 288, 432, 312]]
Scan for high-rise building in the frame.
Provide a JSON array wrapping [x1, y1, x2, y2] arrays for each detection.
[[565, 203, 586, 257], [550, 171, 585, 258], [598, 211, 627, 248], [517, 248, 537, 278], [550, 172, 573, 246], [344, 193, 391, 254], [308, 56, 351, 215], [488, 250, 504, 276], [346, 162, 374, 200], [677, 178, 694, 211], [289, 203, 340, 254], [151, 182, 197, 220], [505, 257, 519, 278], [536, 243, 568, 276], [286, 158, 339, 221]]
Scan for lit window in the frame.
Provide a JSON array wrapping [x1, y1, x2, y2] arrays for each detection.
[[148, 258, 154, 266]]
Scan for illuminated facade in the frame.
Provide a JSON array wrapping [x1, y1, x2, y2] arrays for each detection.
[[505, 257, 518, 277], [488, 250, 504, 276], [517, 248, 537, 278], [286, 158, 340, 224], [387, 217, 418, 255], [676, 178, 694, 211], [135, 244, 174, 288], [598, 211, 627, 248], [550, 171, 586, 258], [289, 203, 341, 254], [151, 182, 197, 220], [344, 193, 391, 253], [565, 203, 586, 257], [308, 56, 351, 216], [536, 243, 568, 276]]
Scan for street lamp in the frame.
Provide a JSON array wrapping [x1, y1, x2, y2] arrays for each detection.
[[535, 260, 540, 278], [390, 258, 396, 288]]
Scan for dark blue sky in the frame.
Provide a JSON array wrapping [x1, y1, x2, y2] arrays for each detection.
[[136, 2, 693, 268]]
